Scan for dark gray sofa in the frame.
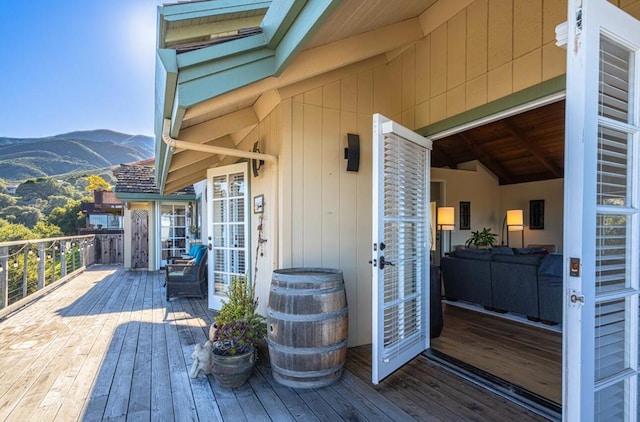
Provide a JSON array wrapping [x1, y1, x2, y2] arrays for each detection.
[[441, 248, 563, 324]]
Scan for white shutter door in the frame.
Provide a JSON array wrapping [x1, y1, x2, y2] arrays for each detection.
[[563, 0, 640, 420], [372, 114, 432, 383]]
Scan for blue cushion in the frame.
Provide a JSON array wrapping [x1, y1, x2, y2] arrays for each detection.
[[193, 247, 207, 265], [188, 244, 201, 256]]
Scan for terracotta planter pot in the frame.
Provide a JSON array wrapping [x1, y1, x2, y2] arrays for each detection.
[[211, 346, 255, 388]]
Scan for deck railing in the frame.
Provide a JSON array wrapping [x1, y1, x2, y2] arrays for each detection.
[[0, 234, 98, 317]]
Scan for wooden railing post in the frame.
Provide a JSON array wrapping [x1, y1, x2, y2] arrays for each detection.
[[0, 247, 7, 309], [38, 243, 45, 290]]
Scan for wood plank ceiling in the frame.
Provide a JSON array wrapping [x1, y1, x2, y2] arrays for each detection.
[[432, 100, 565, 185]]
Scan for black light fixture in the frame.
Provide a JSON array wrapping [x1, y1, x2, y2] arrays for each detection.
[[344, 133, 360, 172], [252, 141, 264, 177]]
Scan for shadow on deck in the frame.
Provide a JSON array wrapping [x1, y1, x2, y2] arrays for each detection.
[[0, 266, 550, 421]]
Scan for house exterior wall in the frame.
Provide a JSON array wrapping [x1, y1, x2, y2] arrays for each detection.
[[218, 0, 640, 347], [387, 0, 567, 130]]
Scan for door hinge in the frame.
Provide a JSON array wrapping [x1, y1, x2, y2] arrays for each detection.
[[569, 289, 585, 308]]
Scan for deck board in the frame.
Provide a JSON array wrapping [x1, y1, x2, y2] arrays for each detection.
[[0, 266, 550, 421]]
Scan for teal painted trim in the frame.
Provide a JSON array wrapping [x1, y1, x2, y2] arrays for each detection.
[[178, 48, 274, 84], [161, 1, 271, 20], [177, 34, 269, 70], [116, 193, 195, 202], [419, 75, 566, 137], [273, 0, 340, 74], [262, 0, 301, 47], [157, 48, 178, 73], [178, 56, 276, 108], [156, 49, 178, 118]]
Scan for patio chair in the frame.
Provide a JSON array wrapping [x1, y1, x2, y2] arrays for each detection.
[[165, 246, 208, 300]]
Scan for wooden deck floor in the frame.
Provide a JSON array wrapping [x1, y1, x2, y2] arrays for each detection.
[[0, 266, 550, 421]]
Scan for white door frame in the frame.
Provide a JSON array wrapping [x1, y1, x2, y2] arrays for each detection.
[[563, 0, 640, 419]]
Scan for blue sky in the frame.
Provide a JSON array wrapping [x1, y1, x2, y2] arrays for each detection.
[[0, 0, 165, 138]]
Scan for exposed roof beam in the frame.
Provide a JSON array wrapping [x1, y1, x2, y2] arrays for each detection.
[[502, 122, 563, 178], [179, 107, 259, 144], [165, 172, 212, 195], [457, 133, 514, 184], [432, 144, 458, 169]]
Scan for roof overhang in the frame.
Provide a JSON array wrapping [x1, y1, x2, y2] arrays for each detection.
[[155, 0, 342, 193], [154, 0, 472, 194]]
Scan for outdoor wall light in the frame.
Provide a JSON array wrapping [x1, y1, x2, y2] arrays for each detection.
[[437, 206, 455, 255], [344, 133, 360, 172]]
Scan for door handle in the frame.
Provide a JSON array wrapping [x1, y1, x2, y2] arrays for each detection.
[[379, 256, 394, 270]]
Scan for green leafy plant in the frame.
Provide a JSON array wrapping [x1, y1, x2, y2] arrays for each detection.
[[465, 227, 498, 248], [212, 275, 266, 356]]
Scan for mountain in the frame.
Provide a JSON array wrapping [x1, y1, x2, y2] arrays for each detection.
[[0, 130, 154, 181]]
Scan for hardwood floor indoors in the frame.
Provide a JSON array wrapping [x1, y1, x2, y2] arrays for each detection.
[[430, 303, 562, 413]]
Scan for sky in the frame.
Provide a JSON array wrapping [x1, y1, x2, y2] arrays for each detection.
[[0, 0, 166, 139]]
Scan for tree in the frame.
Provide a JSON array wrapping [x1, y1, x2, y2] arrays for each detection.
[[48, 200, 84, 235], [85, 175, 111, 192], [32, 221, 63, 239], [0, 178, 6, 194], [0, 193, 16, 209], [16, 178, 78, 206], [0, 205, 42, 228], [0, 220, 35, 242], [42, 196, 71, 216]]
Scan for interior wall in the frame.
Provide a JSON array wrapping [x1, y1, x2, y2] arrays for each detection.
[[431, 161, 500, 249], [499, 178, 564, 252]]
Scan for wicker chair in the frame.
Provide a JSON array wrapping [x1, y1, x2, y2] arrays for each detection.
[[165, 246, 208, 300]]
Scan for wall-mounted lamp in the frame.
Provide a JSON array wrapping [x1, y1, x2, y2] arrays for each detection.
[[252, 141, 265, 177], [437, 206, 455, 255], [344, 133, 360, 172], [502, 209, 524, 247]]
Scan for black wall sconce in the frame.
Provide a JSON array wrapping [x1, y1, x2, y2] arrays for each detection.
[[252, 141, 264, 177], [344, 133, 360, 172]]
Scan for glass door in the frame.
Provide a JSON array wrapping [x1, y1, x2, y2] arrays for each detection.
[[160, 203, 189, 267]]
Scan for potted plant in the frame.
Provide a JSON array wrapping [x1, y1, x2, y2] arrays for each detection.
[[210, 275, 266, 388], [465, 227, 497, 248]]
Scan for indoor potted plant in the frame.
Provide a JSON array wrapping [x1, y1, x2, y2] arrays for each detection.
[[465, 227, 497, 248], [210, 275, 266, 388]]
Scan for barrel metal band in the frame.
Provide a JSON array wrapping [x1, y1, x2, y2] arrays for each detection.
[[269, 285, 344, 296], [267, 306, 348, 322], [267, 338, 348, 355], [271, 361, 345, 378]]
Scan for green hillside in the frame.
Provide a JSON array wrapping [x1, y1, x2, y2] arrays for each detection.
[[0, 130, 154, 181]]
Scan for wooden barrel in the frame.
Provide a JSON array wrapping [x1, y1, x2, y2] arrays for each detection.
[[267, 268, 348, 388]]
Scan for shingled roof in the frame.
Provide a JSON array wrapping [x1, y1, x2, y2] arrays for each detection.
[[114, 163, 195, 198]]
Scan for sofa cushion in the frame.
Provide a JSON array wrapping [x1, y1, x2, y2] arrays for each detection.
[[492, 254, 544, 266], [514, 247, 549, 256], [450, 248, 492, 261], [539, 253, 563, 277], [490, 246, 515, 255]]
